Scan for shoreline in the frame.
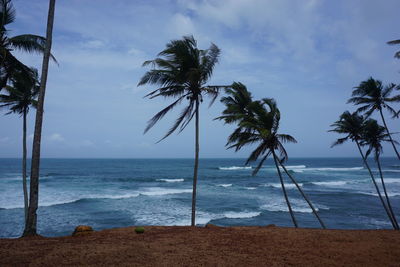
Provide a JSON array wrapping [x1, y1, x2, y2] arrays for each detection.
[[1, 225, 399, 266]]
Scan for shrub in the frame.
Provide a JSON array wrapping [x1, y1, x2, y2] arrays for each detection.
[[135, 226, 145, 234]]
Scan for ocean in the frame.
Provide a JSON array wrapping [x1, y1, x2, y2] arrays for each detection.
[[1, 157, 400, 238]]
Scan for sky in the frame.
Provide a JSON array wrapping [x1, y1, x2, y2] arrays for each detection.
[[0, 0, 399, 158]]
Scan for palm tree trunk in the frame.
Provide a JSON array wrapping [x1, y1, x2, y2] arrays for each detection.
[[279, 163, 326, 229], [376, 153, 399, 229], [379, 108, 400, 160], [355, 140, 397, 229], [23, 0, 56, 237], [22, 108, 28, 223], [272, 151, 298, 228], [191, 99, 199, 227]]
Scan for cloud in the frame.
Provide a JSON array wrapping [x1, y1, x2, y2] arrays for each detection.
[[82, 39, 105, 49], [49, 133, 65, 142]]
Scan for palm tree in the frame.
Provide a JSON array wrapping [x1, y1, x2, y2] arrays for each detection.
[[138, 35, 225, 226], [348, 78, 400, 160], [0, 68, 39, 223], [23, 0, 56, 237], [217, 83, 325, 228], [361, 119, 399, 229], [387, 39, 400, 58], [329, 111, 398, 229], [0, 0, 56, 90]]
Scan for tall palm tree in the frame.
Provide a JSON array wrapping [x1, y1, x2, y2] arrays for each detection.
[[0, 0, 56, 90], [217, 83, 325, 228], [348, 78, 400, 160], [138, 35, 225, 226], [0, 68, 39, 223], [387, 39, 400, 59], [361, 119, 399, 229], [23, 0, 56, 237], [329, 111, 398, 229]]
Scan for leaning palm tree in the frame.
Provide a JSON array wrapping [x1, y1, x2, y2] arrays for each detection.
[[361, 119, 399, 229], [138, 35, 225, 226], [217, 83, 325, 228], [23, 0, 56, 237], [329, 111, 398, 229], [0, 68, 39, 223], [348, 78, 400, 160], [0, 0, 56, 90], [387, 39, 400, 59]]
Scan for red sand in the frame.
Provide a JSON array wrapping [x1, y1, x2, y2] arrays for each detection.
[[1, 226, 400, 266]]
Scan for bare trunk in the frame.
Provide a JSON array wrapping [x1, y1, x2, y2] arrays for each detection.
[[376, 153, 399, 229], [191, 99, 199, 227], [279, 163, 326, 229], [23, 0, 56, 237], [22, 109, 28, 223], [355, 140, 397, 229], [379, 108, 400, 160], [272, 151, 298, 228]]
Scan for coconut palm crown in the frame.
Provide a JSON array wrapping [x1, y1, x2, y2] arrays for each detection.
[[138, 35, 222, 140], [329, 111, 365, 147], [0, 0, 56, 89]]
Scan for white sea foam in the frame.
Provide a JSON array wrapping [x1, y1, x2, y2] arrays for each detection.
[[244, 187, 257, 190], [223, 211, 261, 219], [217, 184, 232, 187], [311, 181, 348, 186], [306, 167, 363, 172], [283, 165, 307, 169], [266, 183, 302, 189], [218, 166, 252, 170], [140, 187, 192, 196], [156, 178, 184, 183], [384, 178, 400, 183], [261, 203, 317, 213]]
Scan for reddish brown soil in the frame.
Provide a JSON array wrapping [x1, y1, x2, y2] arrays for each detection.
[[1, 226, 399, 266]]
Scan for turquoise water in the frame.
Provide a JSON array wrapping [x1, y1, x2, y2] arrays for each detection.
[[1, 157, 400, 238]]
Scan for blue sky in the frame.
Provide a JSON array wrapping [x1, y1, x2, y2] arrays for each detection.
[[1, 0, 399, 158]]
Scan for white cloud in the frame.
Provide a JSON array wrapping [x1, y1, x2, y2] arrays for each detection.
[[49, 133, 65, 142], [82, 40, 105, 49]]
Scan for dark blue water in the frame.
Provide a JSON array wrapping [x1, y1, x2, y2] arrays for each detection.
[[1, 158, 400, 238]]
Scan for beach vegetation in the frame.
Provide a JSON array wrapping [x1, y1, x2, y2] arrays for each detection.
[[0, 67, 39, 223], [330, 111, 399, 229], [138, 35, 227, 226], [348, 78, 400, 160], [216, 82, 325, 228], [0, 0, 56, 90], [361, 119, 399, 229]]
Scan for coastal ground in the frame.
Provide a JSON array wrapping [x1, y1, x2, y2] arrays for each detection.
[[1, 226, 399, 266]]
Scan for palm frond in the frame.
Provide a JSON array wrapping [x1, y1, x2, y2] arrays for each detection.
[[9, 34, 57, 63], [144, 95, 186, 134], [0, 0, 15, 27]]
